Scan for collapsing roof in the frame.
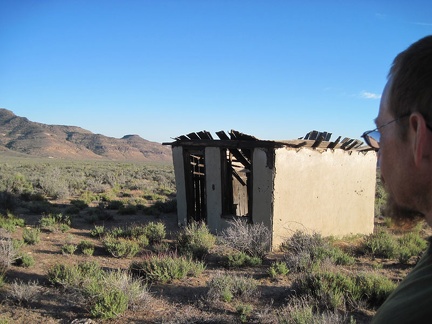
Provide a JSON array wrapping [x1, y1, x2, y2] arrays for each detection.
[[163, 129, 371, 152]]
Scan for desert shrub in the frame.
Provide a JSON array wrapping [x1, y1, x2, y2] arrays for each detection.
[[293, 270, 396, 311], [277, 296, 350, 324], [220, 218, 271, 258], [236, 303, 253, 323], [48, 263, 85, 287], [13, 254, 35, 268], [396, 232, 428, 264], [127, 224, 146, 238], [355, 272, 397, 307], [39, 213, 71, 232], [268, 261, 289, 278], [48, 261, 103, 289], [48, 261, 149, 319], [103, 236, 140, 258], [7, 280, 41, 305], [22, 227, 40, 245], [144, 222, 166, 244], [61, 243, 77, 255], [90, 225, 105, 238], [176, 222, 216, 259], [225, 251, 262, 268], [0, 231, 18, 278], [79, 190, 99, 205], [78, 240, 95, 256], [130, 253, 205, 284], [207, 272, 259, 302], [39, 174, 70, 199], [90, 287, 129, 319], [0, 212, 25, 232], [281, 231, 354, 273], [86, 269, 150, 313], [363, 230, 398, 259]]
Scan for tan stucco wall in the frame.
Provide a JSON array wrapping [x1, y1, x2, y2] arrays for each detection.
[[205, 147, 223, 233], [272, 148, 377, 248], [172, 146, 187, 227], [252, 148, 274, 233]]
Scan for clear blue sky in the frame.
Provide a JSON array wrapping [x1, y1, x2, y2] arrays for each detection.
[[1, 1, 431, 143]]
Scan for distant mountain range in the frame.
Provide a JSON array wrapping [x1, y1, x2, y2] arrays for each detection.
[[0, 108, 172, 162]]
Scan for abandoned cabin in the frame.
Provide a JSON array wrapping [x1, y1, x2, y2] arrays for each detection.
[[163, 130, 377, 249]]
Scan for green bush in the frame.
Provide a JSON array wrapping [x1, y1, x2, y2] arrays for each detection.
[[48, 263, 86, 287], [22, 228, 40, 245], [176, 222, 216, 259], [363, 230, 398, 259], [225, 251, 262, 268], [61, 244, 77, 255], [90, 288, 129, 319], [47, 261, 149, 319], [396, 232, 428, 264], [90, 225, 105, 238], [103, 237, 140, 258], [78, 240, 95, 256], [39, 213, 71, 232], [130, 253, 205, 284], [293, 270, 396, 310], [14, 254, 35, 268], [0, 212, 25, 232], [282, 231, 355, 273], [144, 222, 166, 244], [207, 272, 258, 302], [268, 261, 289, 278]]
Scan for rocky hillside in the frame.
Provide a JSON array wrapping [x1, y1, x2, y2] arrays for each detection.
[[0, 108, 172, 162]]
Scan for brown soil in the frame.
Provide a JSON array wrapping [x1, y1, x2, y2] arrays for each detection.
[[0, 210, 415, 324]]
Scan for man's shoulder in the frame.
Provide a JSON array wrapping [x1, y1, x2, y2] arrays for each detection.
[[372, 246, 432, 323]]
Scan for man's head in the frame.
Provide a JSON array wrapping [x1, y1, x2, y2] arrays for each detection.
[[372, 35, 432, 228], [388, 35, 432, 138]]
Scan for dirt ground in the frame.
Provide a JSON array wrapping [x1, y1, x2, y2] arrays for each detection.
[[0, 210, 413, 324]]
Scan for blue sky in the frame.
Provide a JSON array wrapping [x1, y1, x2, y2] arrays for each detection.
[[1, 1, 431, 143]]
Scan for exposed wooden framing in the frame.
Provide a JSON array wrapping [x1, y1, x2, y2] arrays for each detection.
[[187, 132, 201, 140], [340, 139, 354, 150], [197, 131, 213, 140], [327, 136, 341, 149], [232, 168, 247, 186], [312, 134, 324, 148], [216, 130, 230, 140], [164, 130, 367, 152]]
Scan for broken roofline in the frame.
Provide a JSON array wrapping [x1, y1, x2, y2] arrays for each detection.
[[162, 129, 372, 152]]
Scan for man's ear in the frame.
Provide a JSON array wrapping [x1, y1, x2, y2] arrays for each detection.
[[409, 112, 430, 167]]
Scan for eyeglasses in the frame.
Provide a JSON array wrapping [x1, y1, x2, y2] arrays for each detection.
[[362, 113, 432, 151], [361, 113, 410, 151]]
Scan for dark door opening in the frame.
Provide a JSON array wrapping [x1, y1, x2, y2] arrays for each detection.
[[221, 148, 252, 218], [184, 149, 206, 223]]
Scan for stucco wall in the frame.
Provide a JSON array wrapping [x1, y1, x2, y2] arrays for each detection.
[[272, 148, 377, 248], [205, 147, 223, 233], [252, 148, 274, 236], [172, 146, 187, 227]]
